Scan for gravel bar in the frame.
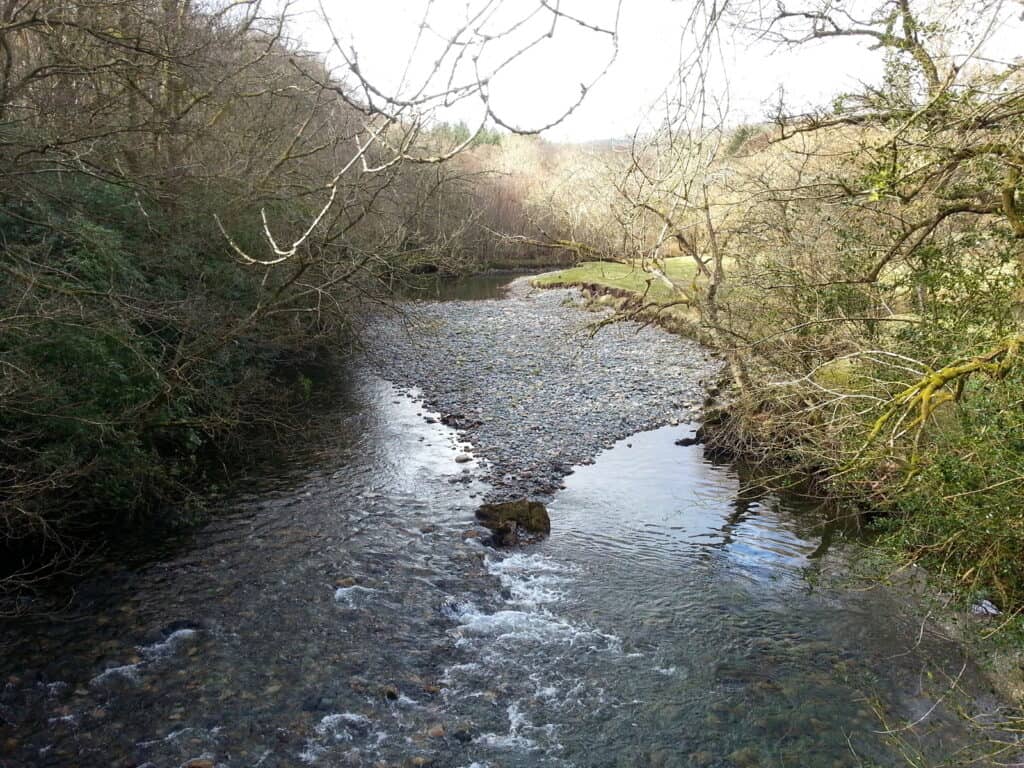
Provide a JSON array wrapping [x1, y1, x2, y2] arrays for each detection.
[[367, 277, 720, 502]]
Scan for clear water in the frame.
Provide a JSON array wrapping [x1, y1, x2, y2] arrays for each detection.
[[1, 270, 1011, 766], [0, 374, 1006, 767]]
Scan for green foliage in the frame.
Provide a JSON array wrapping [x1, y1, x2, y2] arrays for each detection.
[[0, 169, 313, 541], [873, 369, 1024, 610], [431, 120, 503, 148], [892, 234, 1021, 354], [724, 125, 757, 158]]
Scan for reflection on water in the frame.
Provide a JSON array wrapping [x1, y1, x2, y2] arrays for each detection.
[[399, 271, 526, 301], [552, 423, 835, 576], [0, 376, 1008, 767]]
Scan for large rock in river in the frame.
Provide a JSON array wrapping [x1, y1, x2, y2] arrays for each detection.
[[474, 499, 550, 546]]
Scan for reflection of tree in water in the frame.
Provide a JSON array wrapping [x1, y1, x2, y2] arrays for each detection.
[[710, 481, 768, 551], [702, 457, 861, 562]]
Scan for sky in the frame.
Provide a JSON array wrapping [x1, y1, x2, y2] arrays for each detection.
[[291, 0, 1023, 143]]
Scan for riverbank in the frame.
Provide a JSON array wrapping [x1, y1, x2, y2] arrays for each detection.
[[530, 265, 1024, 712], [2, 272, 1019, 767], [367, 277, 719, 502]]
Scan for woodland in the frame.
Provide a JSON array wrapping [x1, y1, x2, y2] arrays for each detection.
[[2, 0, 1023, 620]]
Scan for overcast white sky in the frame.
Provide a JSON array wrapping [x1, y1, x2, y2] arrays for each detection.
[[292, 0, 1023, 142]]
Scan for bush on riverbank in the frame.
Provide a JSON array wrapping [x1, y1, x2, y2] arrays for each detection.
[[0, 150, 352, 586], [0, 1, 556, 602], [869, 371, 1024, 611], [526, 0, 1024, 616]]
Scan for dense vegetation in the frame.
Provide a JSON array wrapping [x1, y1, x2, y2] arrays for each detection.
[[0, 0, 579, 600], [3, 0, 1023, 629], [527, 0, 1024, 615]]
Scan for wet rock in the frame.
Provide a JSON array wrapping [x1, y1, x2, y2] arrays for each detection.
[[441, 414, 481, 430], [454, 453, 472, 463], [184, 760, 214, 768], [335, 577, 356, 588], [452, 725, 473, 743], [426, 724, 445, 738], [674, 431, 703, 447], [475, 499, 550, 545]]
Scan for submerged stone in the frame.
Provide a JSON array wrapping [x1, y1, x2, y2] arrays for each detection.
[[474, 499, 550, 545]]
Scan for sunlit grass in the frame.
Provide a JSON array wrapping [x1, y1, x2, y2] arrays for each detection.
[[532, 258, 698, 304]]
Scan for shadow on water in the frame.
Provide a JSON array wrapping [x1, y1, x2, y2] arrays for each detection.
[[397, 271, 536, 302]]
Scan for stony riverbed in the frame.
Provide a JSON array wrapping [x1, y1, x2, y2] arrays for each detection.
[[1, 273, 1013, 768], [367, 278, 719, 501]]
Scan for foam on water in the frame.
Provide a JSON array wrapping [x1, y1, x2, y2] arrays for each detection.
[[451, 604, 614, 650], [89, 663, 141, 688], [298, 744, 324, 764], [476, 701, 567, 757], [475, 702, 539, 751], [89, 628, 199, 692], [314, 712, 374, 739], [139, 628, 197, 659], [299, 713, 378, 764], [333, 584, 377, 607], [443, 552, 617, 652], [439, 661, 483, 684], [485, 552, 574, 607], [134, 727, 198, 749]]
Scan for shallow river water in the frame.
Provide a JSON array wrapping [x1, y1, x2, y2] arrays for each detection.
[[0, 282, 1011, 768]]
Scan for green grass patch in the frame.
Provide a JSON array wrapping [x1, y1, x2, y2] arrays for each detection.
[[533, 258, 697, 304]]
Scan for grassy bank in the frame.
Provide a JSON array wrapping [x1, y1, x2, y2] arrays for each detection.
[[532, 259, 702, 334], [533, 258, 697, 300]]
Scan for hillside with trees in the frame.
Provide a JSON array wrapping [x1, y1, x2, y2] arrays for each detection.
[[3, 0, 1024, 620], [526, 0, 1024, 612], [0, 0, 593, 597]]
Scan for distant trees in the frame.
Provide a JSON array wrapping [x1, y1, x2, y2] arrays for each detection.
[[431, 121, 503, 149]]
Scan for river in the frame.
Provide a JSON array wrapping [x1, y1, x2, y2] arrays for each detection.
[[0, 275, 1011, 767]]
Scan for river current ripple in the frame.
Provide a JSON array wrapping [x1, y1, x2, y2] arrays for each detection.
[[0, 279, 1013, 767]]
